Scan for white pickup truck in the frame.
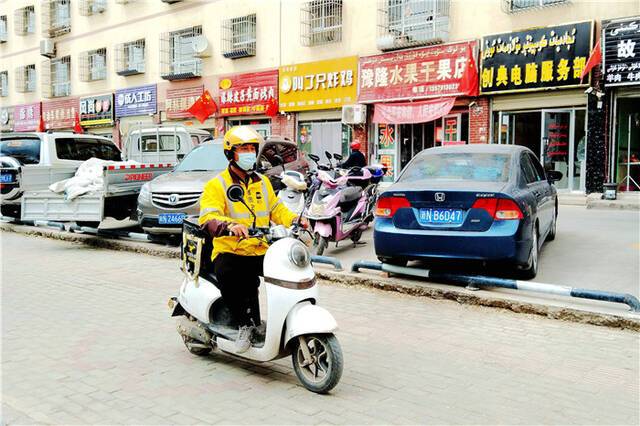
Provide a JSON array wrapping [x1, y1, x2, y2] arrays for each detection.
[[0, 132, 173, 226], [122, 124, 212, 164]]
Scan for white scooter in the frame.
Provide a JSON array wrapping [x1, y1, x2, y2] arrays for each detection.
[[169, 184, 343, 394], [277, 170, 308, 215]]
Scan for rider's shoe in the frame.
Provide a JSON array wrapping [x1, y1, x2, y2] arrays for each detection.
[[235, 325, 252, 353]]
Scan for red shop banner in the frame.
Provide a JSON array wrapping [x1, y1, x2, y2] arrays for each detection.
[[42, 98, 79, 129], [14, 102, 41, 132], [372, 97, 456, 124], [358, 41, 477, 103], [165, 85, 204, 119], [218, 70, 278, 116]]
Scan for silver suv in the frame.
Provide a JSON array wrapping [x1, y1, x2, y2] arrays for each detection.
[[136, 136, 309, 237]]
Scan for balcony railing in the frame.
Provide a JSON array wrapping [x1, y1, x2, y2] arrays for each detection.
[[300, 0, 343, 46], [501, 0, 570, 13], [221, 14, 257, 59]]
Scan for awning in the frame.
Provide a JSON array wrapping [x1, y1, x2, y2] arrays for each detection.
[[372, 97, 456, 124]]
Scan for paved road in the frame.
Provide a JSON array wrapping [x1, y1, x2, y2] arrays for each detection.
[[2, 233, 639, 425], [319, 205, 640, 296]]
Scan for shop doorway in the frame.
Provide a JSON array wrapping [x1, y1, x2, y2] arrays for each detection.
[[613, 97, 640, 191], [297, 121, 351, 160]]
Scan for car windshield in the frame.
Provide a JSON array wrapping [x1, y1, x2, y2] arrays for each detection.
[[175, 143, 227, 172], [399, 152, 512, 183], [0, 137, 41, 165]]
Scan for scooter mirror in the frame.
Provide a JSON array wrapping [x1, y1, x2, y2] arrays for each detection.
[[325, 151, 332, 161], [309, 154, 320, 162], [333, 153, 343, 161], [226, 184, 245, 203]]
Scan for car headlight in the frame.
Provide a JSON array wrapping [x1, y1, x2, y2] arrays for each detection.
[[289, 240, 310, 268], [139, 183, 151, 201]]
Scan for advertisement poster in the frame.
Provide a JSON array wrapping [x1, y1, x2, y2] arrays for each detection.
[[603, 17, 640, 87], [115, 84, 157, 118], [42, 98, 78, 129], [79, 93, 113, 127], [480, 21, 593, 94], [298, 123, 313, 155], [218, 70, 278, 116], [165, 85, 204, 119], [358, 41, 477, 103]]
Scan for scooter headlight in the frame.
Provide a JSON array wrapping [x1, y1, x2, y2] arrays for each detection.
[[289, 241, 310, 268]]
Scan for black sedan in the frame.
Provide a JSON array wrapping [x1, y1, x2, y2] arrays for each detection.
[[373, 144, 562, 279]]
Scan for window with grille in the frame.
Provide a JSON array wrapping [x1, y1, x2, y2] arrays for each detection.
[[221, 14, 256, 59], [42, 56, 70, 98], [160, 26, 202, 80], [502, 0, 569, 12], [115, 39, 145, 76], [377, 0, 450, 51], [0, 16, 7, 43], [42, 0, 71, 37], [79, 0, 107, 16], [80, 48, 107, 81], [16, 64, 36, 93], [0, 71, 8, 97], [14, 6, 36, 35], [301, 0, 342, 46]]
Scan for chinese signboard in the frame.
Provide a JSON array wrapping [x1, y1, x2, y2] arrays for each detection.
[[377, 124, 396, 182], [218, 71, 278, 116], [165, 85, 204, 119], [115, 84, 157, 118], [372, 97, 455, 124], [14, 103, 41, 132], [480, 21, 593, 94], [279, 56, 357, 112], [42, 98, 78, 129], [359, 41, 477, 103], [79, 93, 113, 127], [603, 17, 640, 87]]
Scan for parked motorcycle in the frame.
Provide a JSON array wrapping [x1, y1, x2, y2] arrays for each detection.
[[169, 184, 343, 394], [277, 170, 308, 215]]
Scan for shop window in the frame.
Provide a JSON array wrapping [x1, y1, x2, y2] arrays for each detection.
[[377, 0, 450, 51], [160, 26, 202, 80], [221, 14, 256, 59], [301, 0, 342, 46], [15, 64, 36, 93], [79, 0, 107, 16], [115, 39, 145, 76], [0, 15, 7, 43], [14, 6, 36, 36], [615, 98, 640, 191], [79, 48, 107, 82], [42, 0, 71, 38], [0, 71, 7, 97], [501, 0, 568, 13]]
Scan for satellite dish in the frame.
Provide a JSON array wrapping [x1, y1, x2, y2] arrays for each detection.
[[192, 35, 211, 57]]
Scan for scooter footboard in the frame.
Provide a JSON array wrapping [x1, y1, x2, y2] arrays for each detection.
[[284, 303, 338, 346]]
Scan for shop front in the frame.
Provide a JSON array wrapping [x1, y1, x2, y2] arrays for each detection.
[[481, 21, 593, 192], [164, 84, 215, 136], [603, 16, 640, 192], [278, 56, 358, 158], [217, 70, 278, 138], [79, 93, 114, 138], [13, 102, 41, 132], [358, 41, 478, 182], [115, 84, 158, 148], [42, 97, 79, 132]]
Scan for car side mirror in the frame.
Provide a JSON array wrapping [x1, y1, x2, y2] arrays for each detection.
[[226, 184, 245, 203], [546, 170, 563, 182], [333, 153, 343, 161]]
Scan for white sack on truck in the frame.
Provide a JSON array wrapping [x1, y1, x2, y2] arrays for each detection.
[[49, 158, 139, 201]]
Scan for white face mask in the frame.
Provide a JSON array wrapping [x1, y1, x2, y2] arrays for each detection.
[[236, 152, 257, 171]]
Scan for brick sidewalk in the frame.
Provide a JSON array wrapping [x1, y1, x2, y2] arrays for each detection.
[[2, 232, 639, 425]]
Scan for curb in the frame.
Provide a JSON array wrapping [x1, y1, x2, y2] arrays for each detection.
[[2, 222, 639, 331]]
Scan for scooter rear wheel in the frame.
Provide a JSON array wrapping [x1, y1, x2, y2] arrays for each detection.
[[292, 334, 343, 394], [181, 335, 211, 356]]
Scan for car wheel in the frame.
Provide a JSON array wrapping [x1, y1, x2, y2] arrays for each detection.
[[546, 206, 557, 241], [520, 227, 539, 280]]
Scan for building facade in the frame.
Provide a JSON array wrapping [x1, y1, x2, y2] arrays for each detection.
[[1, 0, 638, 192]]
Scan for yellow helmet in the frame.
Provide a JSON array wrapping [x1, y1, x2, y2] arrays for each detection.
[[223, 126, 263, 155]]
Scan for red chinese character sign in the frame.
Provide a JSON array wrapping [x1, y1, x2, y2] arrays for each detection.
[[218, 70, 278, 116], [358, 41, 478, 103], [42, 98, 79, 129], [166, 86, 204, 119], [372, 98, 456, 125]]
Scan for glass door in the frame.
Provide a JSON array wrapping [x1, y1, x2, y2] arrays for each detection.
[[542, 109, 572, 191]]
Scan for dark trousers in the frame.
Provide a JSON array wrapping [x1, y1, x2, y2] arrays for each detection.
[[212, 253, 264, 327]]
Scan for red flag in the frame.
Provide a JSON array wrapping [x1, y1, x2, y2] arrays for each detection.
[[187, 89, 217, 124], [37, 115, 45, 132], [73, 111, 84, 134], [265, 97, 278, 117], [580, 39, 602, 83], [458, 54, 479, 97]]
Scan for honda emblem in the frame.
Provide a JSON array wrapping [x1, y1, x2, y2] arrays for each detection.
[[434, 192, 445, 202]]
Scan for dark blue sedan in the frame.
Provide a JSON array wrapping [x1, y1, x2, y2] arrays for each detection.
[[373, 145, 562, 279]]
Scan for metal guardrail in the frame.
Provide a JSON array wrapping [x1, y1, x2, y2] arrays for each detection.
[[351, 260, 640, 312], [69, 225, 151, 242], [310, 255, 343, 271]]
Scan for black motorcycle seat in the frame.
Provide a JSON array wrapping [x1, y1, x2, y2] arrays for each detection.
[[340, 186, 362, 204]]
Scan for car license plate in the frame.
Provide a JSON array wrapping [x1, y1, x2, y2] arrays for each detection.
[[0, 174, 14, 183], [158, 213, 186, 225], [418, 208, 463, 225]]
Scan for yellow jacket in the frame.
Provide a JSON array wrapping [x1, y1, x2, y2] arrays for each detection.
[[199, 167, 297, 260]]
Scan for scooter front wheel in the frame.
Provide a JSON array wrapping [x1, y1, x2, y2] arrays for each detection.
[[313, 235, 328, 256], [292, 334, 343, 394]]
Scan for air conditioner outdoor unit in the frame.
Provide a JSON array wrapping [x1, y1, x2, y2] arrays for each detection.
[[191, 35, 211, 58], [342, 104, 367, 124], [40, 39, 56, 58], [376, 34, 397, 51]]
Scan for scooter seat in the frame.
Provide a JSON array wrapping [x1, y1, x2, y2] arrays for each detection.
[[339, 186, 362, 204]]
